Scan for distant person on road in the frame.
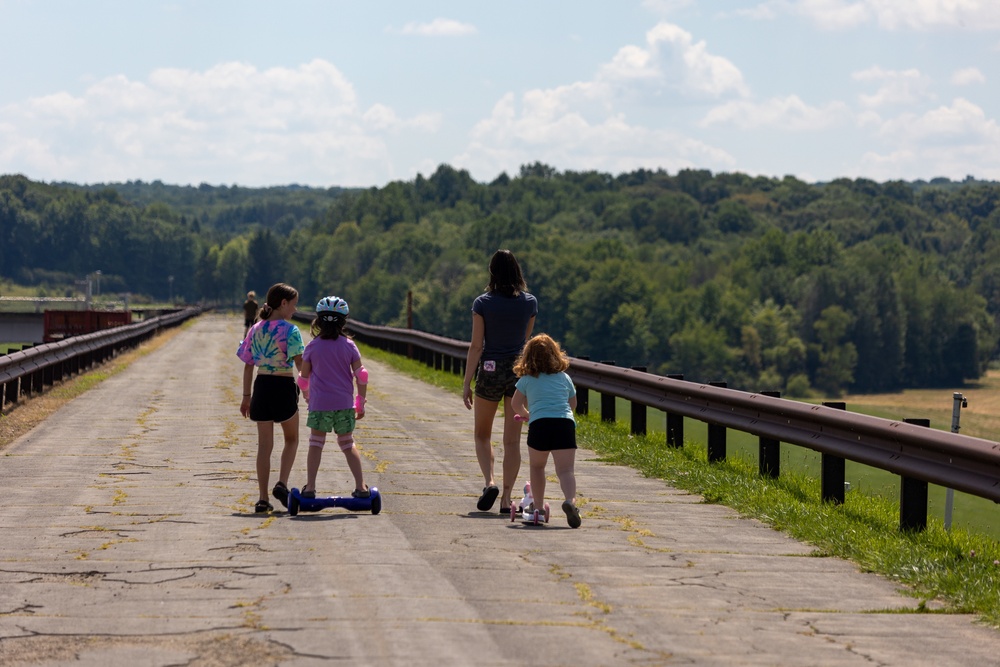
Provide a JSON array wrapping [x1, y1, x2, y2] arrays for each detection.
[[296, 296, 370, 500], [511, 334, 581, 528], [237, 283, 304, 513], [463, 249, 537, 513], [242, 291, 259, 339]]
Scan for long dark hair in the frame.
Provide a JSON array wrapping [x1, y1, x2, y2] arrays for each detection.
[[486, 249, 527, 297], [258, 283, 298, 321], [311, 313, 348, 340]]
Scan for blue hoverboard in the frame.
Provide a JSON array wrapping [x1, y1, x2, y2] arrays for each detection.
[[288, 486, 381, 516]]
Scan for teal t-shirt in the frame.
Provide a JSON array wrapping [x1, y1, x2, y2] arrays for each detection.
[[515, 371, 576, 422]]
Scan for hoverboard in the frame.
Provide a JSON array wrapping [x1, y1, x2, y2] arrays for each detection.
[[288, 486, 381, 516]]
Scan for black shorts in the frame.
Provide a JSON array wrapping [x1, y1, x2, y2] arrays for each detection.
[[249, 374, 299, 423], [474, 356, 518, 402], [526, 418, 577, 451]]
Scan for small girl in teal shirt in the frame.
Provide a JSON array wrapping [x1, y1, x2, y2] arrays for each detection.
[[511, 334, 581, 528]]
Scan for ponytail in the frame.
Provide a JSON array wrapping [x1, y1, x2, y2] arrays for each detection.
[[260, 283, 298, 320]]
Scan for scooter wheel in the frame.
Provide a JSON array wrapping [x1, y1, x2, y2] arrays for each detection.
[[371, 493, 382, 515], [289, 494, 300, 517]]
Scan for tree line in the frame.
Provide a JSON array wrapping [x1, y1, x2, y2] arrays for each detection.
[[1, 166, 999, 397]]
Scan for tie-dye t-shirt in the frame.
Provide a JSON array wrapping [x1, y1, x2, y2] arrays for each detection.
[[236, 319, 305, 373]]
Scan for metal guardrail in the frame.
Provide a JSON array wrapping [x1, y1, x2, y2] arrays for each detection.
[[323, 316, 1000, 531], [0, 307, 204, 410]]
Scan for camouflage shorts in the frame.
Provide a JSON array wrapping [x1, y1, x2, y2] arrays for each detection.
[[474, 357, 518, 402]]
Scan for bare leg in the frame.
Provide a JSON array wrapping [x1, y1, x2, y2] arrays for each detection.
[[276, 412, 299, 486], [551, 449, 577, 504], [255, 421, 275, 501], [500, 399, 524, 507], [528, 447, 549, 512], [473, 397, 499, 487], [305, 429, 325, 492], [343, 443, 366, 492]]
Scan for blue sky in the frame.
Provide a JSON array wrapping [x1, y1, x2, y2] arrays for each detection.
[[2, 0, 999, 188]]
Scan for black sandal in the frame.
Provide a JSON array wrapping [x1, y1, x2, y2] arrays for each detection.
[[477, 485, 499, 511], [254, 500, 273, 514], [352, 487, 371, 499], [272, 481, 289, 508]]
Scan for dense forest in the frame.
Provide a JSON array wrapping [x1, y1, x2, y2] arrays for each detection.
[[2, 166, 1000, 397]]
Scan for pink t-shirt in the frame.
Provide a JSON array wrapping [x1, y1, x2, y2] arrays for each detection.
[[303, 336, 361, 412]]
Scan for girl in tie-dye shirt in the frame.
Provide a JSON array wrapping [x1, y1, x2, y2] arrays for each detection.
[[237, 283, 304, 514]]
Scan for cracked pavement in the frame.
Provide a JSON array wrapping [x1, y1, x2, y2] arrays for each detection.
[[1, 313, 999, 666]]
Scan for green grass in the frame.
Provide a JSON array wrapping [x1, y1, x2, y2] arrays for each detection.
[[359, 342, 1000, 628], [589, 395, 1000, 540]]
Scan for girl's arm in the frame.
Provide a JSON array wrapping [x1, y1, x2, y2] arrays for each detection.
[[524, 315, 536, 340], [511, 389, 529, 421], [296, 358, 310, 401], [463, 313, 485, 410], [240, 363, 254, 418], [352, 358, 368, 418], [569, 394, 578, 411]]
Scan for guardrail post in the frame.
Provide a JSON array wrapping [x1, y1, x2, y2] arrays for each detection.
[[900, 418, 930, 532], [821, 402, 847, 504], [666, 374, 684, 447], [574, 356, 589, 416], [707, 381, 727, 462], [630, 366, 647, 435], [759, 390, 781, 478], [600, 361, 616, 422]]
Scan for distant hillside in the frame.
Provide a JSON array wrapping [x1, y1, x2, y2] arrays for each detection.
[[5, 164, 1000, 396], [55, 179, 360, 236]]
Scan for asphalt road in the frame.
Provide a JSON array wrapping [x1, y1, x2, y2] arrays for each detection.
[[1, 313, 999, 666]]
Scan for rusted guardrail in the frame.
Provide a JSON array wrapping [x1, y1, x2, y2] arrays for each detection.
[[324, 316, 1000, 531], [0, 307, 204, 410]]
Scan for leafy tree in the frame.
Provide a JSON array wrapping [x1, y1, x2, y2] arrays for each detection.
[[811, 305, 857, 396], [245, 228, 286, 295], [217, 238, 248, 304]]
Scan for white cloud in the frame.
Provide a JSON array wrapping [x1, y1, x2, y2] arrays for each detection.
[[701, 95, 851, 130], [868, 0, 1000, 31], [876, 97, 1000, 143], [394, 18, 477, 36], [451, 21, 746, 179], [0, 59, 433, 186], [852, 66, 931, 107], [738, 0, 870, 29], [454, 92, 736, 180], [857, 98, 1000, 180], [599, 22, 749, 99], [744, 0, 1000, 30], [951, 67, 986, 85]]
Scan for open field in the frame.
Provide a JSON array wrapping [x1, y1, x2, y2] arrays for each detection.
[[836, 369, 1000, 441], [586, 372, 1000, 540]]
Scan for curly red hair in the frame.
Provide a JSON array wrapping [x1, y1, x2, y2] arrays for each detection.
[[514, 334, 570, 377]]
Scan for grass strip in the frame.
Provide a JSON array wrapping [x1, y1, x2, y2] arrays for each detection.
[[360, 342, 1000, 628]]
